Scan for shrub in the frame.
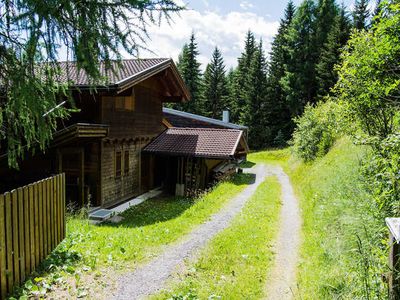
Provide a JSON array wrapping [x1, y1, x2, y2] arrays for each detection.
[[291, 101, 344, 161], [362, 133, 400, 216]]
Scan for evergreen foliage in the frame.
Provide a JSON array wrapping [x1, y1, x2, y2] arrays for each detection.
[[353, 0, 370, 30], [316, 4, 351, 98], [245, 41, 269, 149], [175, 33, 203, 114], [225, 68, 239, 122], [231, 31, 257, 124], [315, 0, 339, 57], [266, 1, 296, 144], [281, 0, 318, 117], [0, 0, 183, 167], [201, 47, 228, 119]]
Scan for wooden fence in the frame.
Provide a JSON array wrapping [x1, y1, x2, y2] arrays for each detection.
[[0, 173, 66, 299]]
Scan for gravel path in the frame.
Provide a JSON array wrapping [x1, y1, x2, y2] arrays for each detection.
[[113, 164, 268, 300], [264, 166, 301, 300]]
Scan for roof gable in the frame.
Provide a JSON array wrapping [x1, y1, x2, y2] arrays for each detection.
[[56, 59, 190, 100]]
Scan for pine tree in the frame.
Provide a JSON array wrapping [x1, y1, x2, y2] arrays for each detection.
[[315, 0, 338, 55], [353, 0, 370, 30], [175, 33, 203, 114], [281, 0, 317, 117], [316, 4, 351, 98], [226, 68, 240, 122], [201, 47, 228, 119], [245, 41, 269, 149], [230, 31, 257, 124], [266, 0, 296, 144]]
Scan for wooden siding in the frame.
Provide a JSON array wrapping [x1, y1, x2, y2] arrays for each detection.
[[101, 141, 143, 207], [0, 174, 66, 299], [101, 84, 165, 139]]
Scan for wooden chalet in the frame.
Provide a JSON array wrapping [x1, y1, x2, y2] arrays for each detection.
[[0, 58, 249, 208]]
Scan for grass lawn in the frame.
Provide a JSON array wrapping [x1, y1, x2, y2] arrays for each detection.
[[12, 173, 253, 299], [249, 138, 388, 299], [152, 176, 282, 300]]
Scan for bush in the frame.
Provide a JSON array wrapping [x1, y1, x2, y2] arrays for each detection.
[[291, 101, 344, 161], [363, 133, 400, 216]]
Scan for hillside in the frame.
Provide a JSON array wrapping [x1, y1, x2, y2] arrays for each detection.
[[250, 138, 387, 298]]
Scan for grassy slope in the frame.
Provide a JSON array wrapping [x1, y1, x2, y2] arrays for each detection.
[[250, 138, 387, 299], [153, 177, 282, 300], [291, 138, 386, 299], [13, 173, 252, 299]]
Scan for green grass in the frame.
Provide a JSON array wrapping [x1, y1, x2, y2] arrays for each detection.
[[12, 173, 253, 299], [153, 176, 282, 300], [245, 148, 290, 167], [67, 173, 253, 269], [249, 138, 388, 299]]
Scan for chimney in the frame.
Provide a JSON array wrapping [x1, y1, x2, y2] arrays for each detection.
[[222, 110, 229, 123]]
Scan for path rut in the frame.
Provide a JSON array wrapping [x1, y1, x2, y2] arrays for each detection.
[[113, 164, 268, 300], [264, 166, 301, 300]]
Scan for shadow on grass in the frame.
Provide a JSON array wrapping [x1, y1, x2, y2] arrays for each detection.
[[10, 241, 82, 299], [240, 160, 256, 169], [102, 172, 257, 229]]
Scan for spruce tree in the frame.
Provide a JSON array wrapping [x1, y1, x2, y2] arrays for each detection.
[[245, 41, 269, 149], [175, 33, 203, 114], [266, 0, 296, 144], [316, 4, 351, 98], [315, 0, 338, 56], [353, 0, 370, 30], [226, 68, 240, 122], [230, 31, 257, 124], [281, 0, 317, 117], [201, 47, 228, 119]]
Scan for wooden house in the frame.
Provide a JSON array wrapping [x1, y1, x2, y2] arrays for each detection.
[[0, 58, 248, 207]]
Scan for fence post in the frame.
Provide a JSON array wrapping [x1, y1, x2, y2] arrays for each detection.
[[386, 218, 400, 299]]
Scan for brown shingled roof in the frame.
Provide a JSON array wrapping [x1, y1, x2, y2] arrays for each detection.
[[143, 128, 245, 159], [57, 58, 170, 86]]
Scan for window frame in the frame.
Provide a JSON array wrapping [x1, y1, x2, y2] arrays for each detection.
[[124, 150, 130, 175], [115, 150, 122, 178]]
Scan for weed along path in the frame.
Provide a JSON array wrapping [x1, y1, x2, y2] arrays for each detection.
[[112, 164, 268, 300], [264, 166, 301, 300]]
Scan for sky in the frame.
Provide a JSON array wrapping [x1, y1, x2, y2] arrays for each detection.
[[140, 0, 357, 70]]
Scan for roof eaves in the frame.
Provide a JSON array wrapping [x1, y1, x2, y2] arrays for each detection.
[[231, 131, 243, 156], [115, 59, 171, 91], [143, 149, 231, 160]]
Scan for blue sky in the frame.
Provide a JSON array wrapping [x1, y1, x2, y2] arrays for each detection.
[[140, 0, 363, 70]]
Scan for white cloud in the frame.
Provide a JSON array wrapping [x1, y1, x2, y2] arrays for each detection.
[[135, 9, 279, 70], [240, 1, 254, 10]]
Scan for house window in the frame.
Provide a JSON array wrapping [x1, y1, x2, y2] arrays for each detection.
[[115, 151, 122, 178], [124, 150, 130, 175], [115, 96, 135, 111]]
